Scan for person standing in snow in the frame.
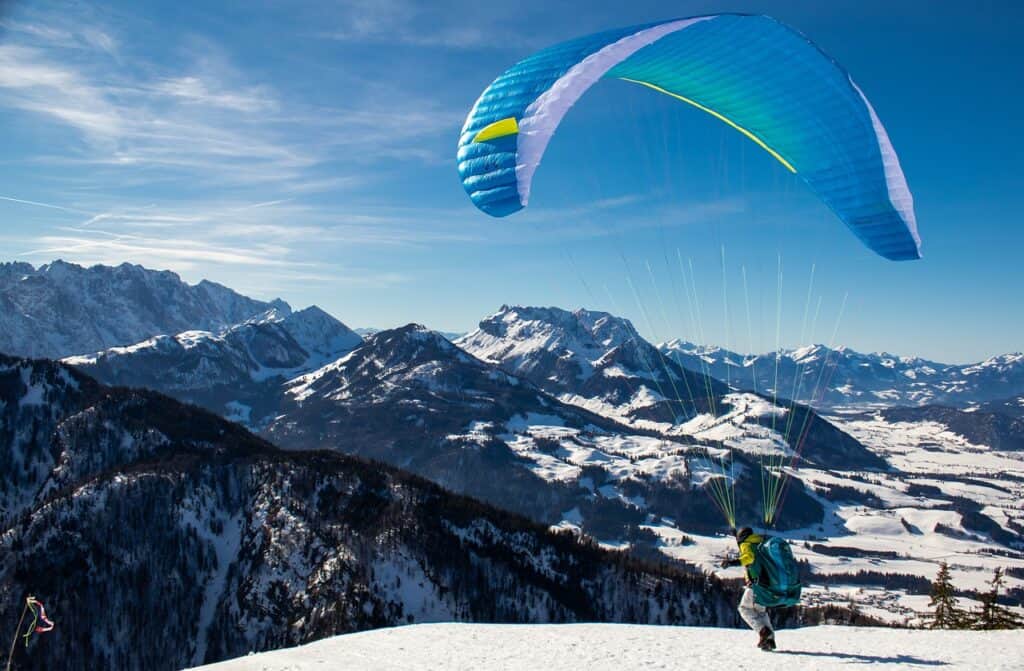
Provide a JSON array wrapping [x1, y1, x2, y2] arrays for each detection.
[[720, 527, 776, 651]]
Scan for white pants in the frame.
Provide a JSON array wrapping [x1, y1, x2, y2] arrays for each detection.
[[738, 587, 772, 632]]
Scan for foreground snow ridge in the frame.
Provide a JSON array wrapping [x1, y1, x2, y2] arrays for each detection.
[[190, 623, 1018, 670]]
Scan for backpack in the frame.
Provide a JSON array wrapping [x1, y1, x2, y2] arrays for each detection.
[[752, 536, 802, 608]]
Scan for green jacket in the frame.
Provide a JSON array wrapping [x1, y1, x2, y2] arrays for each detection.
[[738, 532, 764, 582]]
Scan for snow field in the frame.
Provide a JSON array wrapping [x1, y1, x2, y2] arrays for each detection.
[[190, 622, 1024, 670]]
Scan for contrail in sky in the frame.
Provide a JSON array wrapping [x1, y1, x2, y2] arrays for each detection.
[[0, 195, 94, 215]]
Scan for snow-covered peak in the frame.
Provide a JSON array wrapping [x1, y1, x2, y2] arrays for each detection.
[[480, 305, 639, 344], [63, 305, 362, 428], [361, 323, 465, 366], [962, 352, 1024, 375], [231, 304, 360, 366], [279, 306, 362, 364], [458, 305, 647, 376], [285, 324, 486, 404], [789, 344, 828, 363], [0, 259, 289, 359], [570, 307, 641, 349]]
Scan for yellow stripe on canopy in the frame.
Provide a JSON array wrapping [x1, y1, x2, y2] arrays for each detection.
[[618, 77, 797, 173], [473, 117, 519, 143]]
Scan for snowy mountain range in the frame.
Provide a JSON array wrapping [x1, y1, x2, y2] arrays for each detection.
[[0, 354, 737, 670], [0, 260, 286, 359], [63, 300, 1021, 623], [267, 323, 835, 538], [660, 340, 1024, 410], [1, 262, 1021, 632], [70, 309, 869, 541]]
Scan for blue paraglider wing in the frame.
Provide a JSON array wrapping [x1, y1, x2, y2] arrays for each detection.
[[457, 14, 921, 261]]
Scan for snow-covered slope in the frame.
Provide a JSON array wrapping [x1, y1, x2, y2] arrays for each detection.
[[64, 306, 361, 427], [190, 622, 1023, 671], [652, 405, 1024, 624], [456, 306, 882, 472], [875, 405, 1024, 451], [8, 279, 1019, 630], [660, 340, 1024, 410], [0, 260, 286, 359], [457, 306, 722, 426], [276, 306, 363, 365]]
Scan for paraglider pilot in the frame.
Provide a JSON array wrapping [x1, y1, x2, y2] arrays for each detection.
[[720, 527, 776, 651]]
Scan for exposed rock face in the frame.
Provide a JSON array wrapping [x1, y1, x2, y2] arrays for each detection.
[[0, 260, 285, 359]]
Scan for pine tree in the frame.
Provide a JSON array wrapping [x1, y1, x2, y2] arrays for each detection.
[[926, 562, 964, 629], [974, 567, 1024, 630]]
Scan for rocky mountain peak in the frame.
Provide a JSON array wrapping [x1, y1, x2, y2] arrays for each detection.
[[360, 323, 466, 369], [0, 260, 290, 359], [461, 305, 651, 379], [279, 306, 362, 362]]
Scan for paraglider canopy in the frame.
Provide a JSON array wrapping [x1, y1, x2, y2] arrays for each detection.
[[457, 13, 921, 261]]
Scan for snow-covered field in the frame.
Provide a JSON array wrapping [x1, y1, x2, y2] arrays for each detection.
[[829, 412, 1024, 477], [439, 392, 1024, 627], [637, 411, 1024, 624], [189, 623, 1023, 670]]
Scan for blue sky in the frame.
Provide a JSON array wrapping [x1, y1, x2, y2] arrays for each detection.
[[0, 1, 1020, 362]]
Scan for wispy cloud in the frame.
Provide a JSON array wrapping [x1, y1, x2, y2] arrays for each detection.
[[20, 233, 303, 269], [314, 0, 542, 50], [6, 194, 452, 294], [474, 195, 750, 243], [0, 6, 458, 195], [0, 0, 480, 300], [0, 43, 124, 141], [148, 76, 278, 113], [0, 17, 119, 56]]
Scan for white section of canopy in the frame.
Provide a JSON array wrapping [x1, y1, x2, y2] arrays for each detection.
[[850, 79, 921, 253]]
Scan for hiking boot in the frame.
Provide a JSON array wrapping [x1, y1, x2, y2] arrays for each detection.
[[757, 626, 775, 651]]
